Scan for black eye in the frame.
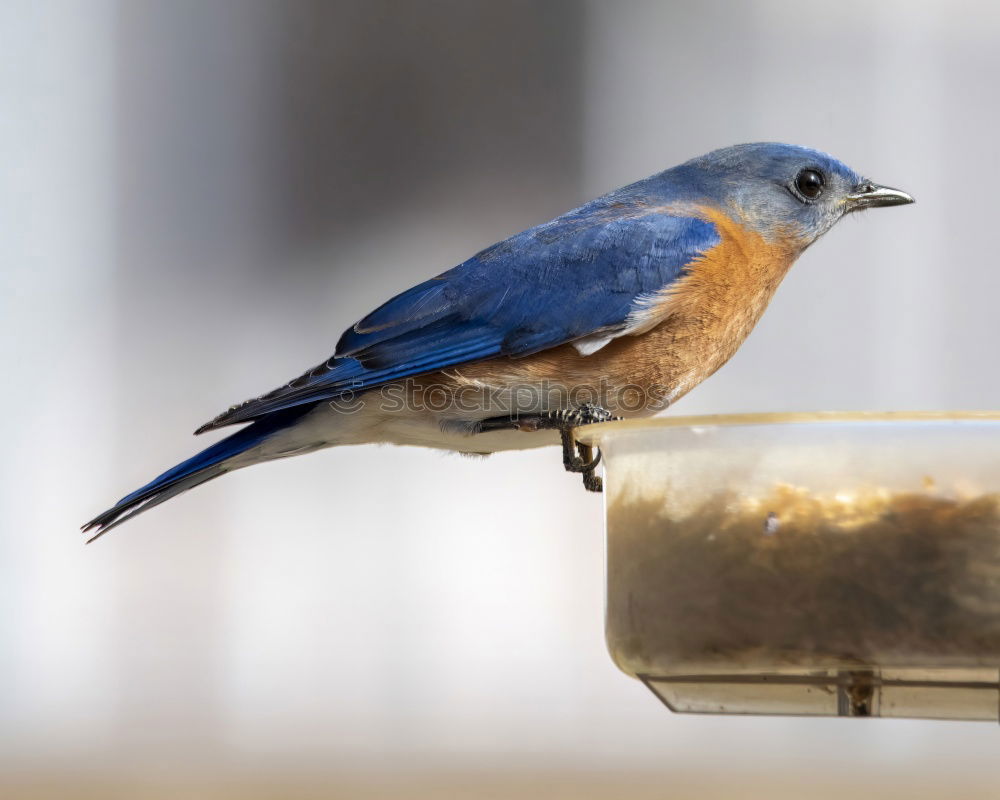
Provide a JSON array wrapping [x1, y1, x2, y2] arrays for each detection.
[[794, 168, 825, 200]]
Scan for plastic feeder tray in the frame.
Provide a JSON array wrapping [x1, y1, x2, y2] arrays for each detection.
[[578, 412, 1000, 720]]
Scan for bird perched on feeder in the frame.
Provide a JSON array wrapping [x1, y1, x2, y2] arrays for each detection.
[[83, 142, 913, 539]]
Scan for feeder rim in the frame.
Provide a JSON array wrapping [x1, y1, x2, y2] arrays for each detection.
[[575, 410, 1000, 446]]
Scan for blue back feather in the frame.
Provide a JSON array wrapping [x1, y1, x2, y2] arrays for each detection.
[[202, 187, 720, 429]]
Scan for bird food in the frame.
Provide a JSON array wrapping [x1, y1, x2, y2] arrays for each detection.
[[606, 481, 1000, 676]]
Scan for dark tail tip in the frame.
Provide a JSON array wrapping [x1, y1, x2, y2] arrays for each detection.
[[83, 405, 315, 541], [80, 464, 229, 543], [81, 514, 116, 544]]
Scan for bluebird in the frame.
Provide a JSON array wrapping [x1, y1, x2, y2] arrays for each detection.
[[83, 143, 913, 540]]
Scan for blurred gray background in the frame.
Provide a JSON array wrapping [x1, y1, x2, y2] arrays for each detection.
[[4, 0, 1000, 797]]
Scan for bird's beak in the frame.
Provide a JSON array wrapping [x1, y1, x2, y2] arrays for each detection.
[[845, 180, 915, 212]]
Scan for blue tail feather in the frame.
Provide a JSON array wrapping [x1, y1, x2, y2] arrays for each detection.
[[82, 406, 313, 542]]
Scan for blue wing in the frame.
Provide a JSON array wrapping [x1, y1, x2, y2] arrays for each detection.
[[196, 196, 720, 433]]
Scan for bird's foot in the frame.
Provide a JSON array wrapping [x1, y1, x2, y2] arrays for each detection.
[[475, 404, 621, 493]]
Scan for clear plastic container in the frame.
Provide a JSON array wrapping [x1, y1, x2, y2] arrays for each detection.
[[578, 412, 1000, 720]]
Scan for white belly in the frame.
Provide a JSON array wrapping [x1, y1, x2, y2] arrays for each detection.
[[226, 398, 563, 471]]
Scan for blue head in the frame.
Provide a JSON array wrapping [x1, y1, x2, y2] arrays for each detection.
[[667, 142, 913, 246]]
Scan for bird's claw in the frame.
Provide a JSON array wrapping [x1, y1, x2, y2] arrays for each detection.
[[561, 428, 602, 473], [548, 405, 620, 492], [560, 429, 605, 492], [475, 404, 620, 493]]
